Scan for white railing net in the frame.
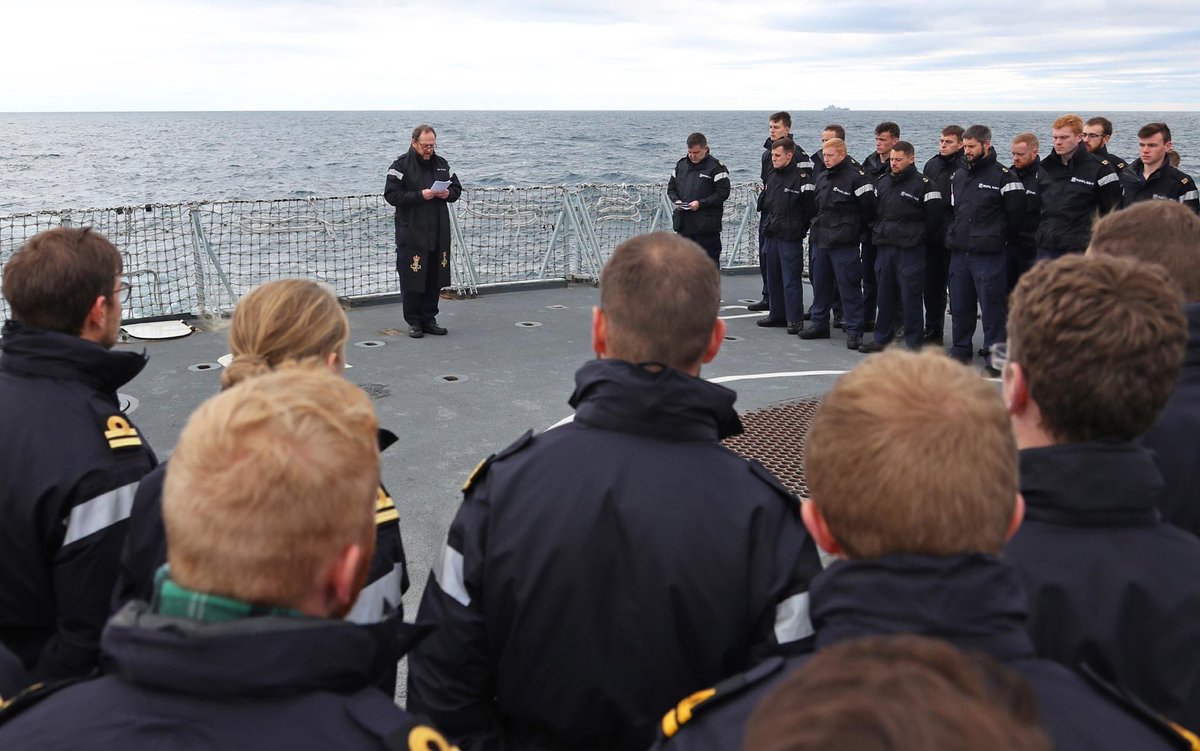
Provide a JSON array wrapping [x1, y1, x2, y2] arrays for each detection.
[[0, 184, 763, 322]]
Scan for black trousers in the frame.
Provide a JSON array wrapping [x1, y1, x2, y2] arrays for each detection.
[[682, 232, 722, 267], [398, 254, 443, 325]]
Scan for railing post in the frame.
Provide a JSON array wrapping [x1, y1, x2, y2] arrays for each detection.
[[449, 203, 479, 295], [537, 208, 567, 281], [187, 204, 238, 316]]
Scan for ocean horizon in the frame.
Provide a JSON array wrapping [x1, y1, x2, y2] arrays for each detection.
[[3, 110, 1197, 213]]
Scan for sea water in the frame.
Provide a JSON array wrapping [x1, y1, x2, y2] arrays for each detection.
[[1, 110, 1197, 213]]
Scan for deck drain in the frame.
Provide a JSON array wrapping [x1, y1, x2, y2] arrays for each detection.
[[359, 383, 391, 400], [546, 304, 568, 310], [723, 335, 744, 342], [117, 394, 140, 414], [438, 374, 469, 383], [515, 321, 543, 328], [354, 340, 386, 348], [736, 298, 758, 304], [188, 362, 221, 372]]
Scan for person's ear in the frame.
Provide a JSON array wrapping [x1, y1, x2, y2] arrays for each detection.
[[801, 500, 843, 557], [592, 306, 608, 358], [699, 318, 725, 364], [1002, 362, 1030, 416], [326, 543, 366, 618], [1005, 493, 1026, 542]]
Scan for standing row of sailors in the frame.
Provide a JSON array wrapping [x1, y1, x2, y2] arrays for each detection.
[[668, 112, 1198, 370]]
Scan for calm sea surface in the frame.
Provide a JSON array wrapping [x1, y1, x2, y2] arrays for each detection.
[[2, 110, 1197, 213]]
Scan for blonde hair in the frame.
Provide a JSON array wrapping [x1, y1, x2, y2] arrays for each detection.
[[222, 279, 349, 389], [1053, 114, 1084, 134], [804, 349, 1017, 558], [164, 367, 380, 607], [822, 138, 848, 156]]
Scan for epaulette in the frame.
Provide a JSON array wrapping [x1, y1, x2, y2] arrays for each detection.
[[346, 698, 463, 751], [922, 176, 930, 183], [659, 657, 787, 741], [858, 170, 866, 176], [1101, 159, 1111, 166], [462, 430, 534, 494], [1183, 177, 1191, 186], [1080, 664, 1198, 749], [0, 677, 87, 727], [1000, 166, 1010, 173], [745, 458, 803, 512]]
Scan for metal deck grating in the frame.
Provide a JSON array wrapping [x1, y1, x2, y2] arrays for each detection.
[[723, 398, 823, 500]]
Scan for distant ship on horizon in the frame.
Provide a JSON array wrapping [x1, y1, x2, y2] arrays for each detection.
[[823, 104, 850, 112]]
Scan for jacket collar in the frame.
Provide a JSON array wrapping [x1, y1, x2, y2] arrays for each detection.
[[0, 320, 147, 394], [811, 553, 1036, 662], [966, 147, 998, 173], [101, 601, 431, 698], [1014, 155, 1041, 179], [1019, 441, 1163, 526], [569, 358, 743, 442]]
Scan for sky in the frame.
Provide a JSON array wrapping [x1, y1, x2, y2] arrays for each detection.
[[3, 0, 1198, 112]]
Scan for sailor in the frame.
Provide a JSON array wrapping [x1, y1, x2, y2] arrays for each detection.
[[945, 124, 1025, 372], [859, 140, 942, 352], [1008, 132, 1043, 294], [668, 132, 731, 266], [0, 227, 158, 682], [1119, 122, 1200, 214], [651, 349, 1196, 751], [407, 232, 822, 751], [921, 125, 965, 345], [801, 137, 876, 350], [859, 122, 901, 332], [0, 369, 446, 750], [756, 137, 816, 333], [384, 124, 462, 338], [750, 112, 813, 312], [1004, 254, 1200, 731], [1034, 114, 1122, 262], [1083, 116, 1130, 171]]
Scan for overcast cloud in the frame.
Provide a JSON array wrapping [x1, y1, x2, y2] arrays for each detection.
[[3, 0, 1197, 111]]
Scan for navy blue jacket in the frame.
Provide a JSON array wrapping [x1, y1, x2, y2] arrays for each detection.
[[407, 358, 822, 751], [383, 147, 462, 291], [1011, 156, 1044, 250], [946, 147, 1026, 254], [0, 321, 157, 682], [0, 603, 440, 749], [668, 153, 731, 235], [871, 163, 944, 248], [1094, 145, 1130, 173], [1006, 441, 1200, 729], [1035, 142, 1122, 252], [0, 643, 29, 702], [1142, 304, 1200, 536], [651, 554, 1190, 751], [759, 162, 816, 241], [861, 151, 890, 183], [924, 148, 964, 243], [812, 158, 876, 248], [760, 136, 813, 183], [1120, 162, 1200, 214]]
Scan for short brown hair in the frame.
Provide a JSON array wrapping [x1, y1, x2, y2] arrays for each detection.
[[875, 121, 900, 138], [1008, 254, 1187, 442], [1138, 122, 1172, 142], [1086, 116, 1114, 137], [743, 635, 1051, 751], [2, 227, 123, 335], [411, 124, 436, 141], [804, 349, 1016, 558], [823, 124, 846, 140], [1053, 114, 1084, 134], [942, 125, 965, 139], [771, 137, 796, 154], [892, 140, 915, 157], [1012, 132, 1040, 151], [600, 232, 719, 371], [222, 279, 350, 389], [964, 124, 992, 144], [164, 367, 380, 608], [686, 132, 707, 149], [769, 111, 791, 128], [1088, 201, 1200, 302]]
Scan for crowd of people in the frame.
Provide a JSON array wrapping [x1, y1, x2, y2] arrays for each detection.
[[0, 116, 1198, 750], [667, 112, 1198, 372]]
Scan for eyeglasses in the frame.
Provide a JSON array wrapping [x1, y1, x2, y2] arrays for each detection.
[[1082, 133, 1105, 140], [106, 280, 132, 304]]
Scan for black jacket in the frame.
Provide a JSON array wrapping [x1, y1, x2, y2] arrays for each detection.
[[812, 159, 876, 247], [759, 162, 816, 241], [0, 321, 157, 681], [946, 147, 1025, 254], [1035, 142, 1122, 252], [407, 358, 822, 751], [1143, 304, 1200, 536], [651, 554, 1190, 751], [1094, 145, 1130, 173], [0, 604, 437, 749], [111, 433, 410, 687], [861, 151, 890, 182], [924, 149, 964, 242], [871, 163, 944, 247], [668, 153, 731, 235], [1010, 156, 1044, 250], [1120, 162, 1200, 214], [383, 148, 462, 291], [760, 136, 813, 182], [1006, 441, 1200, 729], [0, 643, 28, 702]]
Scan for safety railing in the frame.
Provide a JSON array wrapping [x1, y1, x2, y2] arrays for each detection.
[[0, 184, 764, 322]]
